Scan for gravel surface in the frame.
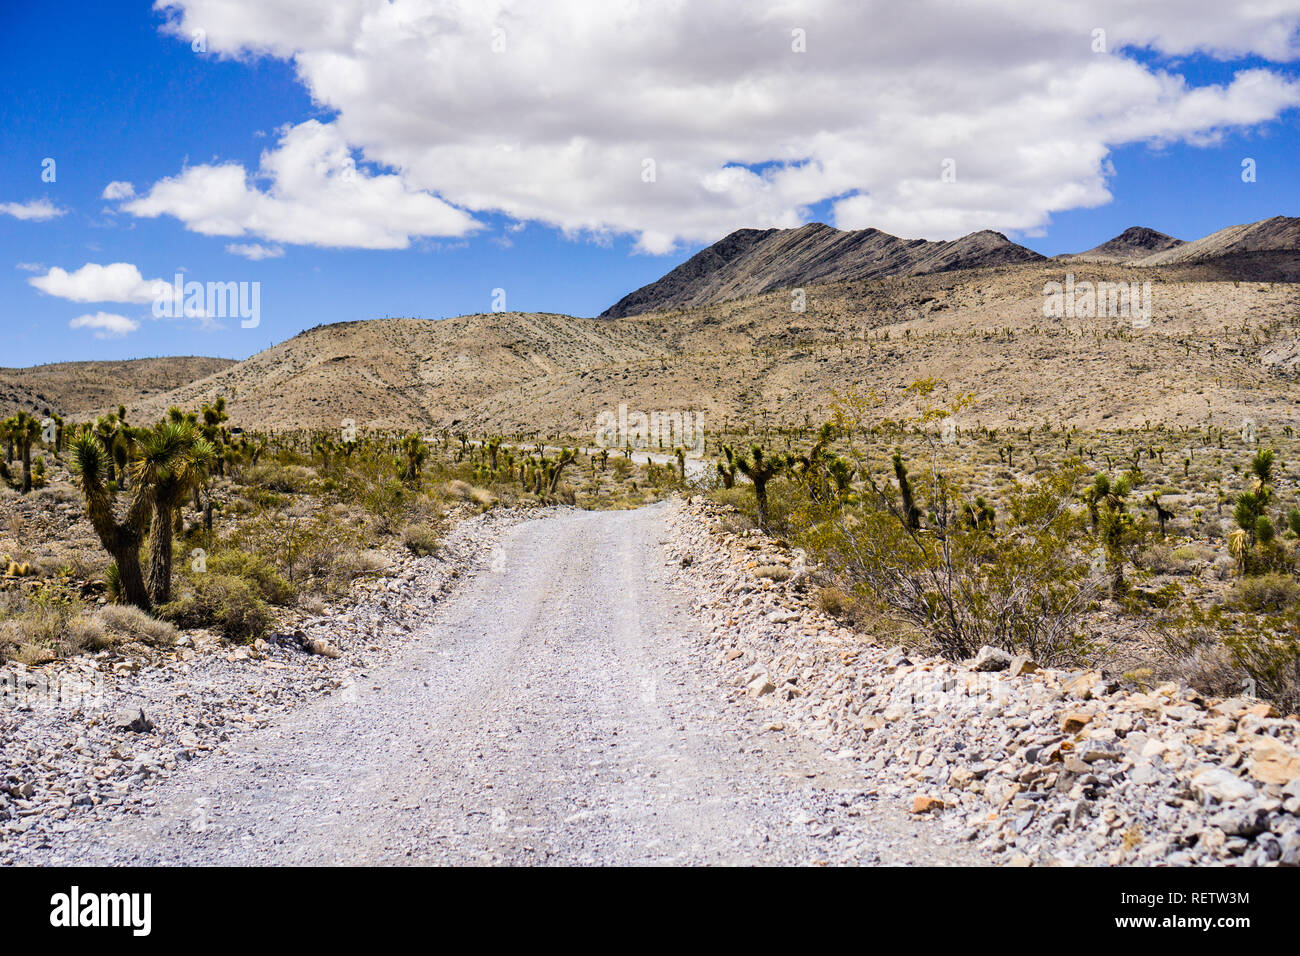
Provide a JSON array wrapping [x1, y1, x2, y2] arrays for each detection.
[[12, 503, 980, 866], [663, 497, 1300, 867]]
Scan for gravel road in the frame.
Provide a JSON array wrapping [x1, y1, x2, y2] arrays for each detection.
[[55, 504, 979, 866]]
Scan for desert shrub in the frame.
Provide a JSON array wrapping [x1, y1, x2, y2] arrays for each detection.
[[300, 547, 389, 598], [1137, 543, 1195, 575], [66, 615, 110, 651], [798, 465, 1099, 665], [244, 463, 314, 494], [207, 549, 296, 605], [445, 479, 495, 508], [363, 478, 406, 534], [1224, 625, 1300, 714], [159, 573, 273, 642], [0, 586, 84, 662], [1232, 573, 1300, 612], [402, 522, 440, 556], [97, 604, 178, 647], [753, 564, 792, 581], [815, 586, 844, 615]]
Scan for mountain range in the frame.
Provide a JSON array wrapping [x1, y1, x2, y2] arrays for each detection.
[[4, 215, 1299, 435]]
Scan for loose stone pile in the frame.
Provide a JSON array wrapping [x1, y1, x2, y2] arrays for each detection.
[[0, 506, 532, 864], [663, 496, 1300, 866]]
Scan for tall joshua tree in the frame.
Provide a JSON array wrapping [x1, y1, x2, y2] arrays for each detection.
[[892, 451, 921, 530], [131, 420, 215, 605], [14, 411, 41, 493], [735, 445, 787, 527], [70, 434, 152, 609]]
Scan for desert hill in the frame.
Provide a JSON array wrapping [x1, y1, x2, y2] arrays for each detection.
[[0, 356, 235, 420], [600, 222, 1044, 318], [1133, 215, 1300, 266], [113, 259, 1300, 437], [1060, 226, 1185, 263]]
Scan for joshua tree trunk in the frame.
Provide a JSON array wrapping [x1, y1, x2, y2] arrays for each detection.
[[147, 500, 176, 605], [20, 440, 32, 493], [115, 529, 151, 609], [752, 476, 770, 526]]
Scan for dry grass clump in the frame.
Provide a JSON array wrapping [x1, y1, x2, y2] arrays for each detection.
[[97, 604, 179, 647], [402, 522, 440, 556]]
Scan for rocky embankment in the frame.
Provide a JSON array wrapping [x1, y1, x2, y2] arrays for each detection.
[[663, 497, 1300, 866], [0, 507, 532, 865]]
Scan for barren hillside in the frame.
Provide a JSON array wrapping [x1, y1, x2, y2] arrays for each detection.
[[109, 261, 1300, 437], [0, 356, 235, 419], [601, 222, 1044, 318]]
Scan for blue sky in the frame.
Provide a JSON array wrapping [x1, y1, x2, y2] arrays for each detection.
[[1, 1, 1297, 368]]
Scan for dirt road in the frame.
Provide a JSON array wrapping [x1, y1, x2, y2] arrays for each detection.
[[62, 505, 977, 865]]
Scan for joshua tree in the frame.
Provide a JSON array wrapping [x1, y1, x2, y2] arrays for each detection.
[[1085, 473, 1131, 595], [1145, 492, 1175, 537], [131, 420, 215, 605], [70, 435, 152, 609], [547, 448, 576, 494], [962, 496, 996, 531], [13, 411, 40, 493], [1, 416, 14, 463], [716, 445, 737, 489], [892, 451, 921, 530], [398, 433, 428, 484], [735, 445, 787, 527], [826, 454, 856, 496], [201, 397, 230, 476]]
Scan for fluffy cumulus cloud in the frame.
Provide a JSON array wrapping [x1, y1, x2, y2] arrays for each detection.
[[101, 181, 136, 200], [0, 198, 65, 221], [123, 119, 478, 249], [148, 0, 1300, 249], [29, 262, 173, 305], [69, 312, 140, 338]]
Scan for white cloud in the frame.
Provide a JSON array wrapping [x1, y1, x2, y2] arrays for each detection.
[[150, 0, 1300, 248], [102, 181, 136, 200], [69, 312, 140, 338], [14, 262, 44, 273], [0, 199, 65, 222], [226, 242, 285, 259], [29, 262, 172, 304], [124, 120, 479, 249]]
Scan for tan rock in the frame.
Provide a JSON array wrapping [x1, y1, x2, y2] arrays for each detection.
[[1061, 711, 1093, 734], [911, 794, 947, 814], [1063, 671, 1103, 699], [1249, 736, 1300, 786], [1009, 655, 1039, 677]]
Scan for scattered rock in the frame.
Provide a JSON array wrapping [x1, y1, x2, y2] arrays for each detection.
[[971, 646, 1012, 672]]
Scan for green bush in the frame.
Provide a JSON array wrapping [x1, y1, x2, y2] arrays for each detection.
[[795, 464, 1097, 665], [159, 573, 273, 642], [207, 549, 296, 605], [1232, 572, 1300, 612]]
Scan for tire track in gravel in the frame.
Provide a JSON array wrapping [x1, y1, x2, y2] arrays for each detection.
[[57, 503, 983, 866]]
